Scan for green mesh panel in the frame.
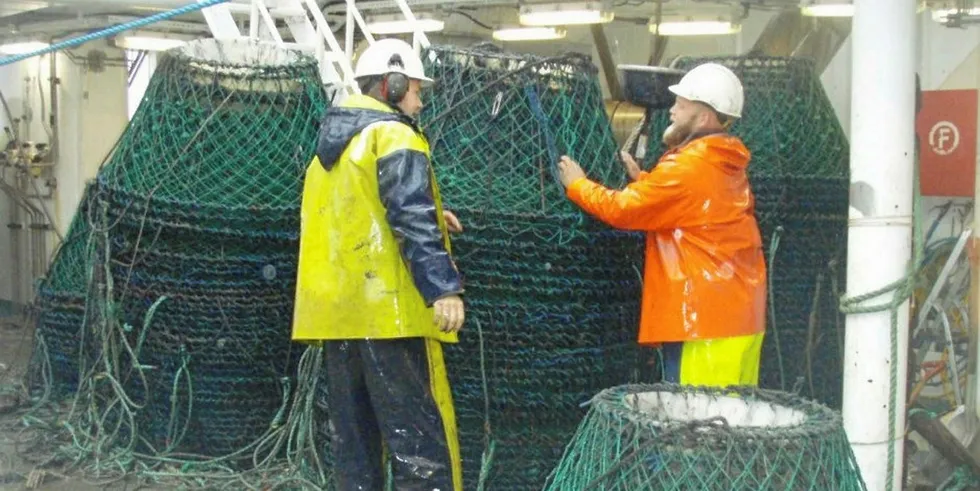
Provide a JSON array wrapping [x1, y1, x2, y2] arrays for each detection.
[[424, 44, 630, 218], [31, 39, 328, 459], [30, 183, 96, 393], [421, 44, 645, 490], [545, 384, 866, 490]]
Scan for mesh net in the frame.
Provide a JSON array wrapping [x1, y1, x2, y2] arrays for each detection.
[[26, 39, 328, 471], [30, 184, 95, 393], [424, 43, 631, 217], [644, 56, 850, 408], [97, 40, 323, 240], [544, 384, 866, 490], [420, 44, 645, 490], [96, 39, 324, 457], [19, 42, 855, 490]]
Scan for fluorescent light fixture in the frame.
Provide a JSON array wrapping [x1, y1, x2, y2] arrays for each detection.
[[801, 1, 854, 17], [650, 21, 741, 36], [933, 7, 980, 22], [0, 41, 50, 55], [366, 14, 445, 35], [492, 27, 567, 42], [115, 34, 188, 51], [519, 2, 614, 26]]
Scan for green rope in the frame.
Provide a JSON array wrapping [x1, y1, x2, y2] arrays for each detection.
[[475, 318, 496, 491], [939, 465, 980, 491], [767, 225, 785, 391]]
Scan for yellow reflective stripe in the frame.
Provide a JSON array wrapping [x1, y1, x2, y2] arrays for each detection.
[[425, 338, 463, 490]]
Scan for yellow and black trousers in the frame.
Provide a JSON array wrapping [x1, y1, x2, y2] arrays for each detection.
[[317, 338, 462, 491]]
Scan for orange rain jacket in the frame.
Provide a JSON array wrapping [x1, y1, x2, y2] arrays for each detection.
[[566, 133, 767, 344]]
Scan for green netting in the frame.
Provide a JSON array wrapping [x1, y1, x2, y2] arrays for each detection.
[[100, 42, 322, 211], [41, 184, 95, 294], [17, 42, 856, 491], [545, 384, 866, 490], [420, 44, 645, 490], [95, 39, 324, 457], [19, 40, 331, 487], [424, 43, 631, 218], [30, 184, 96, 393], [645, 56, 850, 408]]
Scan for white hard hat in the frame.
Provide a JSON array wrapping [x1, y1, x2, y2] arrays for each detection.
[[668, 63, 744, 118], [354, 38, 433, 84]]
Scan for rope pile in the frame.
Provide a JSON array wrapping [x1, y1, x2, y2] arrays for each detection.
[[19, 39, 328, 487], [421, 44, 645, 490], [544, 383, 867, 490], [645, 56, 851, 408]]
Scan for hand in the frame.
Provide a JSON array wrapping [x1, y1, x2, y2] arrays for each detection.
[[443, 210, 463, 234], [433, 295, 465, 333], [557, 155, 586, 188], [620, 150, 642, 181]]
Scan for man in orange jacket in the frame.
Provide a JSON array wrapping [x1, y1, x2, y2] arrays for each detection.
[[558, 63, 767, 388]]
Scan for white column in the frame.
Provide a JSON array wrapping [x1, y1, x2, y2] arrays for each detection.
[[54, 44, 128, 234], [842, 1, 917, 490]]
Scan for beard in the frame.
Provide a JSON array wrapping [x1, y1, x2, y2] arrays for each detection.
[[662, 119, 693, 148]]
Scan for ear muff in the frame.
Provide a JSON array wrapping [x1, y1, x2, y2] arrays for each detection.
[[382, 72, 409, 104]]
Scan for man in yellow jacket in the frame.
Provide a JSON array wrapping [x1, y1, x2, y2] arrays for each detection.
[[292, 38, 465, 491], [557, 63, 767, 388]]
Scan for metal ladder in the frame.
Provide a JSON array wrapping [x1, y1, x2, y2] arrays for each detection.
[[197, 0, 431, 96]]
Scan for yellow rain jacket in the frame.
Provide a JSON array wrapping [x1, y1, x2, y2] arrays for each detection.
[[292, 94, 463, 343]]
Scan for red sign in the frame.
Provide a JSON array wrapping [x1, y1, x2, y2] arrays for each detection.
[[916, 89, 977, 197]]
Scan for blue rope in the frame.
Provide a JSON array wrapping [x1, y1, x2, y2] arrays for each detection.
[[524, 85, 562, 187], [0, 0, 231, 67]]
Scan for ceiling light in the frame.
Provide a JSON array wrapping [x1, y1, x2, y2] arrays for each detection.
[[801, 1, 854, 17], [492, 27, 567, 42], [0, 41, 50, 55], [115, 34, 189, 51], [366, 14, 445, 35], [649, 21, 741, 36], [519, 2, 614, 26]]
